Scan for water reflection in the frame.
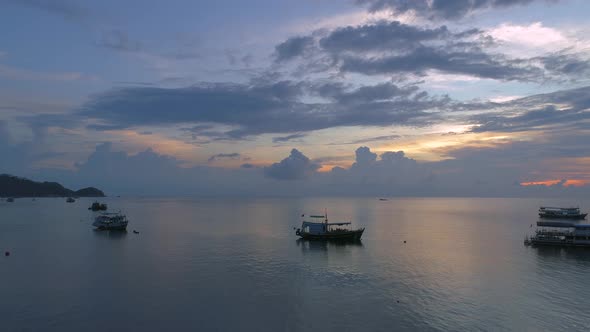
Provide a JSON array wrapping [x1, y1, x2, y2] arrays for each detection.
[[532, 245, 590, 262], [296, 238, 363, 252], [92, 229, 128, 239]]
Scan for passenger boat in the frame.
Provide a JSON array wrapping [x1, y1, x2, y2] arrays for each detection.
[[538, 206, 587, 219], [92, 212, 128, 230], [525, 221, 590, 247], [295, 213, 364, 240]]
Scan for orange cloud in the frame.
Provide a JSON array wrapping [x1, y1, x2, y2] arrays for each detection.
[[520, 179, 590, 187], [563, 179, 590, 187], [520, 179, 562, 186]]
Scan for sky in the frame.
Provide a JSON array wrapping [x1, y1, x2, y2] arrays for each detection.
[[1, 0, 590, 196]]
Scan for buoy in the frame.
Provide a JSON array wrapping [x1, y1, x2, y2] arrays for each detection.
[[5, 251, 9, 257]]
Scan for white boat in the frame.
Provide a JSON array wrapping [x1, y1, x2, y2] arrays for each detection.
[[525, 221, 590, 247], [538, 206, 587, 219], [92, 212, 128, 230]]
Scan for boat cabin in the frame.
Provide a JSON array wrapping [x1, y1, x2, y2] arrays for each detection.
[[300, 221, 352, 235], [296, 213, 364, 240], [528, 221, 590, 246]]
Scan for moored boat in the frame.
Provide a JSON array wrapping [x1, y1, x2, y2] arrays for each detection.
[[295, 213, 364, 240], [6, 197, 14, 202], [92, 212, 128, 230], [88, 201, 107, 211], [538, 206, 587, 219], [525, 221, 590, 247]]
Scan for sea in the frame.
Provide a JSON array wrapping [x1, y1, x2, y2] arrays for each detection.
[[1, 197, 590, 331]]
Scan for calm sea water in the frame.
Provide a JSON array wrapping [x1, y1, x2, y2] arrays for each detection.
[[2, 197, 590, 331]]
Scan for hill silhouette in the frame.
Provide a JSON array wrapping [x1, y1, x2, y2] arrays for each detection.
[[0, 174, 105, 197]]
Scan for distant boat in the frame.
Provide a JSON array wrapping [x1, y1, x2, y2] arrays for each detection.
[[88, 201, 107, 211], [93, 212, 128, 230], [66, 197, 75, 203], [379, 198, 388, 201], [538, 206, 587, 220], [295, 213, 364, 240], [6, 197, 14, 202]]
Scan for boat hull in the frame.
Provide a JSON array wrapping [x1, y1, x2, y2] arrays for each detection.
[[528, 239, 590, 247], [298, 229, 364, 240], [93, 224, 127, 230], [539, 213, 587, 220]]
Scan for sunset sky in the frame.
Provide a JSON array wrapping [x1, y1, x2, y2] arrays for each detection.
[[1, 0, 590, 196]]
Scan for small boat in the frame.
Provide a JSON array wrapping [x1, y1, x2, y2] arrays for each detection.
[[88, 201, 107, 211], [66, 197, 75, 203], [538, 206, 587, 220], [6, 197, 14, 202], [92, 212, 128, 230], [525, 221, 590, 247], [379, 198, 388, 201], [295, 213, 364, 240]]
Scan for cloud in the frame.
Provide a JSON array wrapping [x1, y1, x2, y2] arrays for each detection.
[[208, 153, 241, 163], [275, 20, 590, 82], [97, 30, 142, 52], [81, 80, 445, 139], [274, 36, 315, 62], [470, 86, 590, 134], [9, 138, 589, 197], [341, 134, 401, 145], [356, 0, 558, 20], [339, 46, 540, 81], [264, 149, 320, 180], [4, 0, 90, 21], [318, 21, 453, 53], [272, 133, 306, 143], [275, 20, 555, 82]]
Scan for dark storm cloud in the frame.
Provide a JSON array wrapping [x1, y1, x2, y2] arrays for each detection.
[[81, 80, 446, 139], [264, 149, 320, 180], [356, 0, 557, 20]]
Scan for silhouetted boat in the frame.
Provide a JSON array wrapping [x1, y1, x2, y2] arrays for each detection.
[[525, 221, 590, 247], [379, 198, 388, 201], [66, 197, 75, 203], [88, 201, 107, 211], [539, 206, 587, 220], [295, 213, 364, 240], [93, 212, 128, 230]]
